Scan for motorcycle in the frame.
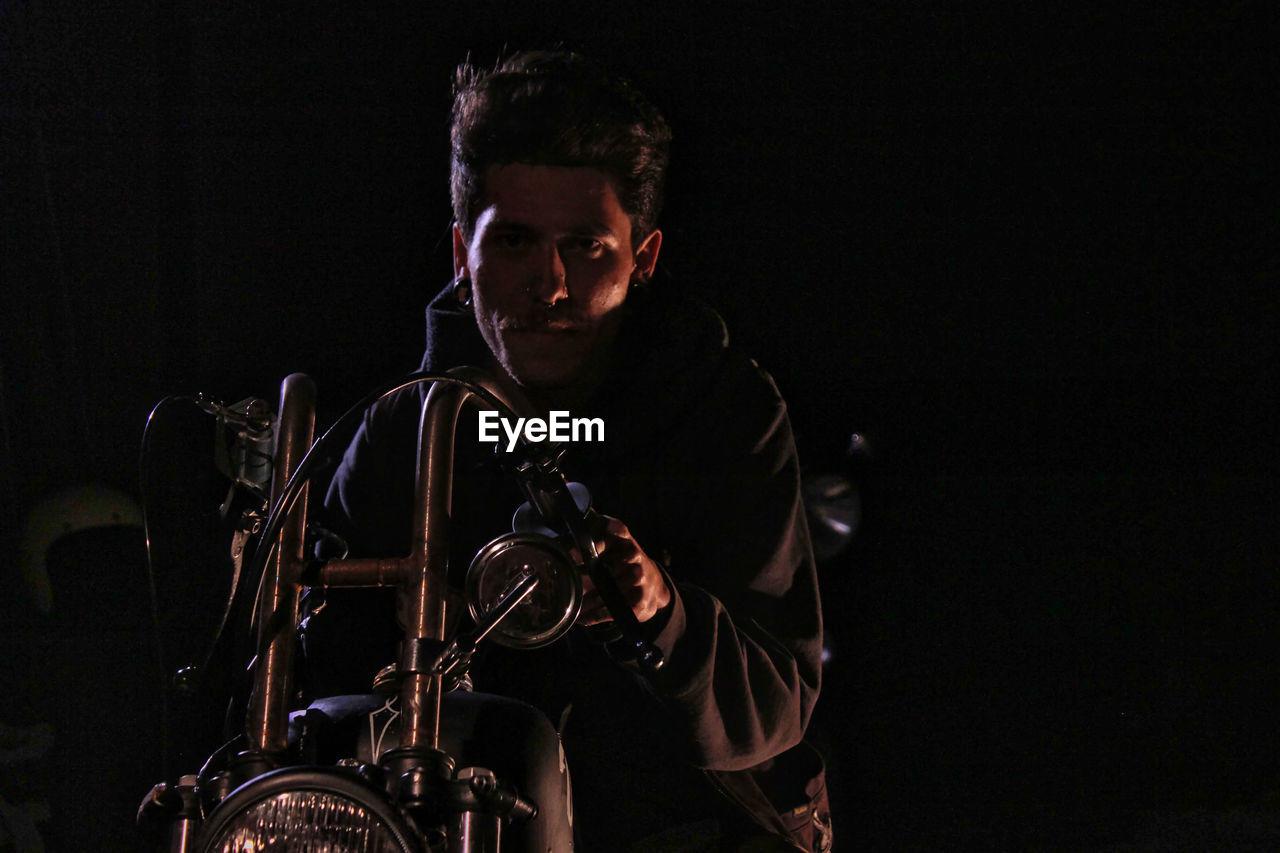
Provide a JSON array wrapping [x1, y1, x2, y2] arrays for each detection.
[[136, 368, 667, 853]]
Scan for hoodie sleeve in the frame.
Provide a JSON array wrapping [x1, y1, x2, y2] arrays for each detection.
[[629, 354, 823, 771]]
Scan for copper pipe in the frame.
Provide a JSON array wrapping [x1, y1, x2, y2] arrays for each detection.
[[246, 373, 315, 755], [316, 557, 405, 588], [398, 367, 514, 751], [241, 368, 514, 757]]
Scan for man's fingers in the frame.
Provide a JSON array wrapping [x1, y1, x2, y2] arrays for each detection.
[[611, 557, 646, 586], [577, 513, 670, 624], [603, 537, 640, 563]]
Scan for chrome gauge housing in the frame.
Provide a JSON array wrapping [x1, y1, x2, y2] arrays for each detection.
[[465, 533, 582, 649]]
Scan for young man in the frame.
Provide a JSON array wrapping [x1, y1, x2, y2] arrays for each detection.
[[314, 52, 825, 850]]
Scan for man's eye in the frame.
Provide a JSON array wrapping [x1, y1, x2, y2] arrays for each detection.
[[498, 233, 525, 248], [576, 238, 604, 256]]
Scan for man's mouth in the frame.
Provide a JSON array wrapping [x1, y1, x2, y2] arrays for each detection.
[[502, 319, 587, 334]]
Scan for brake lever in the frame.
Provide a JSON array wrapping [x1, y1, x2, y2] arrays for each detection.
[[505, 443, 664, 672]]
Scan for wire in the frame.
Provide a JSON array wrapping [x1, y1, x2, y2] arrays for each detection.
[[139, 394, 201, 781], [140, 370, 522, 770], [236, 371, 521, 710], [244, 371, 519, 606], [197, 733, 247, 789]]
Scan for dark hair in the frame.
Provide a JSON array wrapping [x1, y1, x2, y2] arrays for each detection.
[[450, 51, 672, 243]]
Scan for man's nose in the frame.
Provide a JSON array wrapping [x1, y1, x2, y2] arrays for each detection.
[[530, 244, 569, 306]]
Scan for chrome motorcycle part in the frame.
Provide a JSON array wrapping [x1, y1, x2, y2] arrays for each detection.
[[505, 444, 664, 671], [146, 370, 585, 850], [453, 767, 503, 853], [246, 374, 316, 757], [197, 766, 422, 853], [432, 571, 540, 679], [465, 533, 582, 649]]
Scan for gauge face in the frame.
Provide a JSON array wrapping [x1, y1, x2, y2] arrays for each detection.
[[466, 534, 583, 648]]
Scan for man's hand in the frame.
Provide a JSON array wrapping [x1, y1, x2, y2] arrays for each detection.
[[577, 515, 672, 625]]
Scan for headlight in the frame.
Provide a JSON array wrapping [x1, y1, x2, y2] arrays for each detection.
[[200, 767, 421, 853]]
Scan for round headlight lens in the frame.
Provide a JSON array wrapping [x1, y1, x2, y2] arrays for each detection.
[[201, 768, 418, 853]]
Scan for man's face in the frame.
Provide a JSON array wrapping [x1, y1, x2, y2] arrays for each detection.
[[454, 164, 661, 398]]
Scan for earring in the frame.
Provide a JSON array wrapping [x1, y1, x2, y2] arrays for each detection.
[[452, 275, 472, 308]]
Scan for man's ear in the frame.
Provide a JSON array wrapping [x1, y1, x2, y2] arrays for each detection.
[[452, 223, 469, 279], [633, 228, 662, 281]]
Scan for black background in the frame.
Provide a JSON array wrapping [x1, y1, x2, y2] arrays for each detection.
[[1, 2, 1272, 849]]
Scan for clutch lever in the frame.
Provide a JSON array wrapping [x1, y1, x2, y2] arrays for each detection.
[[505, 443, 664, 672]]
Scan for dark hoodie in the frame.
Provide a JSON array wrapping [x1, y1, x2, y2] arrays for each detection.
[[310, 279, 822, 849]]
